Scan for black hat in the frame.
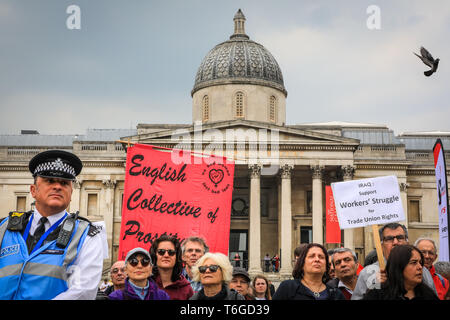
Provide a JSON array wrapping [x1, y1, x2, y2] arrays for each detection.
[[232, 267, 251, 283], [29, 150, 82, 181]]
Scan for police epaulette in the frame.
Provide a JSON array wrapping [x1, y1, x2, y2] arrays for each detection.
[[72, 214, 100, 237]]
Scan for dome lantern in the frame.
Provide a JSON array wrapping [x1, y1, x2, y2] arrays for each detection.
[[231, 9, 249, 40]]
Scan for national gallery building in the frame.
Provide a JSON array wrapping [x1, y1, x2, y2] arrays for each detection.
[[1, 10, 448, 278]]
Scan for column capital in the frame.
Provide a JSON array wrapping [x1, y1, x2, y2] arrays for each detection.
[[102, 179, 117, 189], [341, 165, 355, 181], [73, 179, 82, 189], [310, 165, 324, 179], [280, 164, 294, 179], [248, 164, 261, 179], [399, 182, 409, 192]]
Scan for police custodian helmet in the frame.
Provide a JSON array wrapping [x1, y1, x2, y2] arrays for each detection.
[[29, 150, 82, 181]]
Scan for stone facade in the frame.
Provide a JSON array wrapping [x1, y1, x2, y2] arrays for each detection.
[[0, 11, 449, 279]]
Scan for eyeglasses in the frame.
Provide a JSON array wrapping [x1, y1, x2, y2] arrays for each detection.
[[382, 235, 407, 243], [157, 249, 177, 256], [198, 265, 221, 273], [230, 278, 249, 285], [420, 250, 436, 257], [111, 267, 125, 274], [128, 257, 151, 267]]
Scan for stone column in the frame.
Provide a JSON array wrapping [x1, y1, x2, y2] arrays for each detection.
[[102, 179, 116, 259], [279, 164, 294, 276], [341, 165, 355, 250], [399, 182, 409, 228], [311, 165, 324, 244], [248, 164, 262, 275], [70, 179, 82, 213]]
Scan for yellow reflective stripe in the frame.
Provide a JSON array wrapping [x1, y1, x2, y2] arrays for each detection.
[[0, 263, 23, 278], [0, 221, 8, 247], [63, 220, 89, 267], [22, 262, 66, 281]]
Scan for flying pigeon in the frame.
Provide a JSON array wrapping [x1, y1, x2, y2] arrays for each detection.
[[413, 46, 440, 77]]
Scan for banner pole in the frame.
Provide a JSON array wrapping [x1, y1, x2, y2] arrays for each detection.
[[372, 224, 385, 270]]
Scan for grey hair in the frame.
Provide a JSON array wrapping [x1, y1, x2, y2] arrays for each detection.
[[330, 247, 358, 267], [434, 261, 450, 278], [191, 252, 233, 283], [181, 236, 209, 254], [414, 237, 437, 253]]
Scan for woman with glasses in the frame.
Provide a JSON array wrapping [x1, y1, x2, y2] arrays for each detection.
[[363, 245, 439, 300], [108, 247, 170, 300], [150, 235, 194, 300], [189, 252, 245, 300]]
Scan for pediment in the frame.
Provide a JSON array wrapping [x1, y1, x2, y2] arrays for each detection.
[[121, 120, 360, 148]]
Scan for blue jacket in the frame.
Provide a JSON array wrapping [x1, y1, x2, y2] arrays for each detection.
[[0, 215, 90, 300], [108, 278, 170, 300]]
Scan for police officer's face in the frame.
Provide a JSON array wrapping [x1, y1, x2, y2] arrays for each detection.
[[30, 177, 73, 216]]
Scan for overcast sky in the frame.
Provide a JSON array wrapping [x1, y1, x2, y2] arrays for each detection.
[[1, 0, 449, 136]]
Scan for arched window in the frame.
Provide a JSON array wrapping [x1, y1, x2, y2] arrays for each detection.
[[235, 91, 244, 118], [269, 95, 276, 122], [202, 95, 209, 122]]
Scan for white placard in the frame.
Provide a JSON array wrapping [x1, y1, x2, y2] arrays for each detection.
[[92, 221, 109, 259], [331, 175, 405, 229], [433, 139, 449, 262]]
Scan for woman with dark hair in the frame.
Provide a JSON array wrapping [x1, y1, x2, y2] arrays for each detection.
[[150, 235, 193, 300], [363, 245, 439, 300], [253, 274, 272, 300], [273, 243, 345, 300]]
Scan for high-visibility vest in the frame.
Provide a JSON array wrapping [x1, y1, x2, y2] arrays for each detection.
[[0, 217, 90, 300]]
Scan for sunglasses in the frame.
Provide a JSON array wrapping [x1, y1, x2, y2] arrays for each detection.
[[128, 257, 151, 267], [198, 264, 221, 273], [157, 249, 177, 256]]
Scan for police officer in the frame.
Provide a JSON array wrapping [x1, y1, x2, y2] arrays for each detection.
[[0, 150, 103, 300]]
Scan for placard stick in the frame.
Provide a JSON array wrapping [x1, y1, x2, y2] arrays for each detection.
[[372, 224, 386, 270]]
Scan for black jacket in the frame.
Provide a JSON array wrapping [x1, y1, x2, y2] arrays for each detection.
[[363, 286, 439, 300], [273, 279, 346, 300]]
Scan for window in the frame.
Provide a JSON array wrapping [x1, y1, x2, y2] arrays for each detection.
[[87, 193, 98, 216], [202, 95, 209, 122], [269, 95, 276, 122], [235, 92, 244, 118], [408, 199, 420, 223], [16, 196, 27, 212], [306, 191, 312, 214], [300, 226, 312, 244]]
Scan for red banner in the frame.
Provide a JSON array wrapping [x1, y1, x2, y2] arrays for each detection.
[[118, 144, 234, 260], [326, 185, 341, 244]]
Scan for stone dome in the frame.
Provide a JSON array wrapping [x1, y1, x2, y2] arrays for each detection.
[[192, 10, 287, 97]]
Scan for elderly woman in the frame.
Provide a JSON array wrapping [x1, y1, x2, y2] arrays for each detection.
[[363, 245, 439, 300], [273, 243, 345, 300], [189, 252, 245, 300], [150, 235, 193, 300], [108, 247, 169, 300]]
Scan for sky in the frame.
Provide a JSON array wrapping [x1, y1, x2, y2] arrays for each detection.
[[1, 0, 449, 136]]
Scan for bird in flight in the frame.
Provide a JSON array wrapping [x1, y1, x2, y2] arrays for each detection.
[[413, 47, 440, 77]]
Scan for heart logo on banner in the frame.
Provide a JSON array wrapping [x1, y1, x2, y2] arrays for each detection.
[[209, 169, 224, 187]]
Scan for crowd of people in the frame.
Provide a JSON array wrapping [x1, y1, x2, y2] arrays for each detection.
[[2, 149, 449, 302], [97, 222, 450, 301], [97, 235, 277, 300]]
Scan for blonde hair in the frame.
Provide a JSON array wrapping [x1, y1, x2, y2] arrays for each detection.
[[192, 252, 233, 283]]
